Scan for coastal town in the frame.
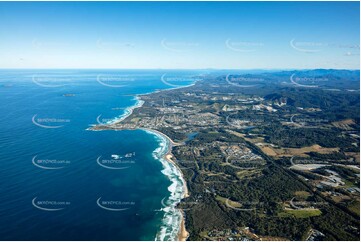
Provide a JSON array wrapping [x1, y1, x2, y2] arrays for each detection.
[[1, 1, 359, 241], [91, 71, 360, 241]]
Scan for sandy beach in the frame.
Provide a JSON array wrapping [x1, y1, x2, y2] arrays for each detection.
[[154, 135, 190, 241], [91, 95, 190, 241], [165, 154, 189, 198], [178, 213, 189, 241], [164, 153, 189, 241]]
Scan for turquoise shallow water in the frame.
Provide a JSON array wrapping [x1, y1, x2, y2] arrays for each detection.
[[0, 69, 200, 240]]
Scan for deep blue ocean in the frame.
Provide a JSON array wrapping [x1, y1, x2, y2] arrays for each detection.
[[0, 70, 202, 240]]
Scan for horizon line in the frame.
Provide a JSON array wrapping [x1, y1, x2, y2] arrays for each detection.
[[0, 68, 359, 71]]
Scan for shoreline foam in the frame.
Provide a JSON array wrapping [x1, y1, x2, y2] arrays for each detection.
[[90, 81, 195, 128], [105, 96, 145, 125], [88, 80, 197, 240], [143, 128, 189, 241]]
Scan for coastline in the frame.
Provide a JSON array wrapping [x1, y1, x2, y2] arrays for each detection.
[[91, 81, 196, 128], [143, 128, 189, 241], [87, 95, 145, 130], [178, 212, 189, 241], [105, 95, 145, 126], [89, 87, 192, 241]]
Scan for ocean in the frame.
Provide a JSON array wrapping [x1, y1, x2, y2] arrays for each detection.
[[0, 69, 201, 240]]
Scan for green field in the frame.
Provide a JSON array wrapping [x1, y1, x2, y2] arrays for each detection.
[[294, 191, 311, 199], [216, 195, 242, 208], [347, 200, 360, 216], [279, 209, 322, 218]]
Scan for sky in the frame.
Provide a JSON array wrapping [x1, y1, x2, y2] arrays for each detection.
[[0, 1, 359, 69]]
